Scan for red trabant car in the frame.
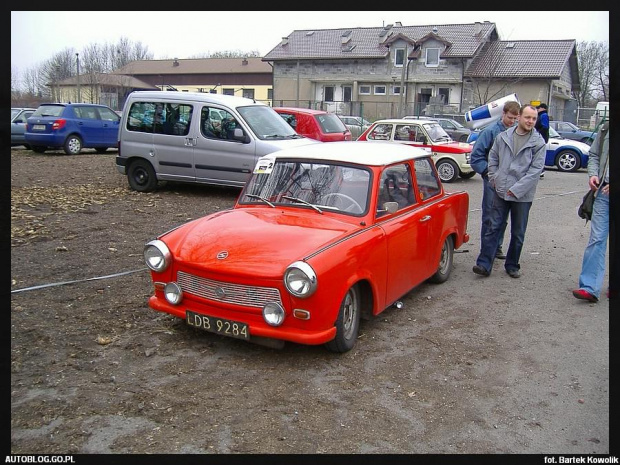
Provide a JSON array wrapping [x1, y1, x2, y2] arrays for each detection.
[[144, 141, 469, 352], [274, 107, 352, 142], [358, 119, 475, 183]]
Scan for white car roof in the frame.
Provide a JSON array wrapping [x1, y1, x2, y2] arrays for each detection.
[[267, 141, 429, 166], [373, 118, 439, 125]]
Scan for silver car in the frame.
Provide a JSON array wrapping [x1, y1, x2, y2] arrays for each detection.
[[339, 115, 372, 139], [11, 107, 36, 148], [404, 116, 471, 142]]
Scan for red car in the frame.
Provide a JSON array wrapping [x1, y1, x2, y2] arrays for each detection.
[[274, 107, 352, 142], [144, 141, 469, 352], [357, 119, 475, 183]]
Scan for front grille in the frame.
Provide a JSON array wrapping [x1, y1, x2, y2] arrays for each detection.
[[177, 271, 282, 308]]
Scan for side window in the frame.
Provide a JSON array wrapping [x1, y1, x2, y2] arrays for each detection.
[[414, 158, 441, 200], [279, 113, 297, 129], [395, 124, 414, 141], [127, 102, 156, 133], [377, 163, 415, 215], [160, 103, 192, 136], [97, 107, 120, 122], [201, 106, 241, 141], [368, 123, 392, 141]]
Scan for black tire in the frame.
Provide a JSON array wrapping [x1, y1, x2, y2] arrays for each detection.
[[428, 235, 454, 284], [95, 147, 108, 153], [127, 159, 158, 192], [460, 171, 477, 179], [436, 159, 459, 183], [325, 285, 361, 353], [64, 135, 82, 155], [555, 149, 581, 172], [31, 145, 46, 153], [459, 135, 469, 142]]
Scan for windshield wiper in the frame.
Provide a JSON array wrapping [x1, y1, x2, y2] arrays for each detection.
[[264, 134, 285, 139], [245, 194, 275, 207], [282, 195, 323, 214]]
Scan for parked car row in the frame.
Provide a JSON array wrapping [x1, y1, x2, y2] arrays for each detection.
[[467, 125, 590, 172]]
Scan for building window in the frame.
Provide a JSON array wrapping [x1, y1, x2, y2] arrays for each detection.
[[324, 86, 335, 102], [374, 85, 386, 95], [394, 48, 405, 67], [267, 88, 273, 100], [242, 88, 255, 99], [359, 85, 371, 95], [343, 86, 352, 102], [223, 88, 234, 96], [425, 48, 440, 67], [392, 85, 401, 95], [438, 87, 449, 104]]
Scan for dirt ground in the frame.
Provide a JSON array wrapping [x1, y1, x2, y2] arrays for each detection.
[[9, 146, 610, 456]]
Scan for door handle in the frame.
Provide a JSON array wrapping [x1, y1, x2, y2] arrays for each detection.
[[420, 215, 431, 222]]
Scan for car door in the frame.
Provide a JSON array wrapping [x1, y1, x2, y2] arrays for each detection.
[[376, 162, 432, 304], [74, 106, 104, 145], [96, 106, 121, 147]]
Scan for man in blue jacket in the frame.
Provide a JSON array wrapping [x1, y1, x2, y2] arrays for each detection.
[[473, 104, 546, 278], [470, 100, 521, 260], [535, 103, 550, 178]]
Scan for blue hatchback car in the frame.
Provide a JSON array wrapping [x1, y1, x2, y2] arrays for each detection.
[[25, 103, 120, 154]]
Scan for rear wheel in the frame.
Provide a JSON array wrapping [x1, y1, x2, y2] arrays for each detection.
[[556, 150, 580, 172], [31, 146, 46, 153], [127, 159, 158, 192], [436, 159, 459, 183], [325, 285, 361, 353], [64, 135, 82, 155], [428, 235, 454, 284]]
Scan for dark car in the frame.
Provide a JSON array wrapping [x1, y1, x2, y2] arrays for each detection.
[[11, 107, 37, 148], [404, 116, 471, 142], [25, 103, 120, 154], [549, 121, 595, 144], [274, 107, 352, 142]]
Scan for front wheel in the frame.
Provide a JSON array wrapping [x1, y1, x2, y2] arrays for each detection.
[[459, 171, 476, 179], [428, 235, 454, 284], [436, 159, 459, 183], [64, 135, 83, 155], [325, 285, 361, 353], [555, 150, 580, 172], [127, 159, 158, 192]]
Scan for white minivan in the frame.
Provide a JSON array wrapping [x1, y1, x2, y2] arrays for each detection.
[[116, 91, 318, 191]]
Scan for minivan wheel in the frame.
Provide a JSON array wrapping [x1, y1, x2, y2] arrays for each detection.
[[64, 135, 83, 155], [128, 159, 158, 192], [436, 159, 459, 183]]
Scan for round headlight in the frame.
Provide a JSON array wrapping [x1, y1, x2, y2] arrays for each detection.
[[284, 261, 317, 298], [263, 302, 285, 326], [144, 240, 171, 272], [164, 282, 183, 305]]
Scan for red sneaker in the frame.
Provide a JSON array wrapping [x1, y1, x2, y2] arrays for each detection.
[[572, 289, 598, 303]]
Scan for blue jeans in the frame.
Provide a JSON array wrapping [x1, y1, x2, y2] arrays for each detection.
[[481, 176, 507, 253], [476, 190, 532, 273], [578, 189, 609, 299]]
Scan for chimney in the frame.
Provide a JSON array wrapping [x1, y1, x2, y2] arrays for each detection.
[[281, 36, 289, 46], [242, 58, 248, 65], [474, 22, 482, 35], [173, 58, 179, 67]]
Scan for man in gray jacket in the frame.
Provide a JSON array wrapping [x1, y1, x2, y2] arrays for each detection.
[[473, 104, 546, 278]]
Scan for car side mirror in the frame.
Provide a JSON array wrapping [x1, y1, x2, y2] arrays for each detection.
[[382, 202, 399, 214], [233, 127, 250, 143]]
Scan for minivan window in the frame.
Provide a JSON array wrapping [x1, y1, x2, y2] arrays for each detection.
[[237, 106, 298, 140], [126, 101, 192, 136], [201, 106, 242, 140]]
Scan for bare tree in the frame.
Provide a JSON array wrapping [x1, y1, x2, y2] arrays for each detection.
[[575, 41, 609, 106], [189, 50, 262, 59]]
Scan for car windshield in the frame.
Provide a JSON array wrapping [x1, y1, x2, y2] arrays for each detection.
[[11, 109, 20, 119], [241, 159, 371, 215], [451, 120, 465, 128], [237, 106, 301, 140], [549, 127, 560, 138], [315, 114, 348, 134], [421, 122, 451, 142]]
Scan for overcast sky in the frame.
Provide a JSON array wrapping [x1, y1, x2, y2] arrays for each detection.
[[11, 10, 609, 73]]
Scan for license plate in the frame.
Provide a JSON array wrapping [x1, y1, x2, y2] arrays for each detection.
[[33, 124, 46, 131], [186, 310, 249, 340]]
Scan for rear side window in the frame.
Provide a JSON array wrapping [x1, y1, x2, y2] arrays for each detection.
[[126, 101, 192, 136], [74, 106, 99, 120], [414, 158, 441, 200], [32, 105, 65, 118], [315, 114, 348, 134]]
